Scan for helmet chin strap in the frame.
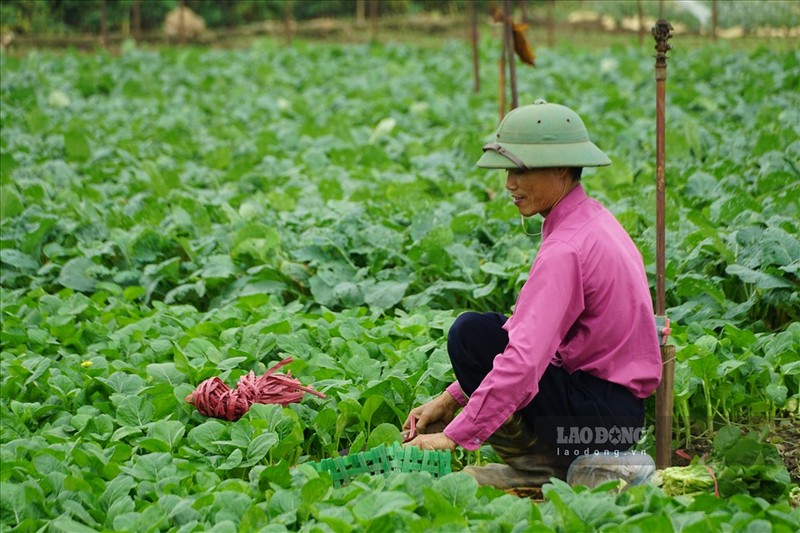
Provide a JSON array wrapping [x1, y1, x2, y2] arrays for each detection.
[[549, 170, 572, 212], [557, 169, 571, 199], [520, 214, 541, 237]]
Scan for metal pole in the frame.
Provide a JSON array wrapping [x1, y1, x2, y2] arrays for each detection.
[[469, 0, 480, 93], [652, 18, 674, 471], [503, 0, 518, 110], [653, 20, 671, 318]]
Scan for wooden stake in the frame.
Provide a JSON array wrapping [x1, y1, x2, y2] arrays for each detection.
[[637, 0, 645, 46], [469, 0, 480, 93], [656, 345, 675, 469], [100, 0, 108, 49], [652, 18, 674, 471], [503, 0, 518, 110], [711, 0, 718, 42], [284, 0, 292, 46], [133, 0, 141, 43], [179, 0, 186, 46], [370, 0, 379, 43], [356, 0, 365, 28], [499, 46, 506, 121], [546, 1, 554, 47]]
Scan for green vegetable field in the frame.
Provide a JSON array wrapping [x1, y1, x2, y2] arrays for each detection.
[[1, 32, 799, 531]]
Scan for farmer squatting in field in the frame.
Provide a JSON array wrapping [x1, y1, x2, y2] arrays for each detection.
[[404, 100, 663, 489]]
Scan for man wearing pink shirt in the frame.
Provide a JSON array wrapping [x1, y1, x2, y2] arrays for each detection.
[[405, 100, 662, 489]]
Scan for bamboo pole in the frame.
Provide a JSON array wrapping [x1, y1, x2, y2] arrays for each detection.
[[503, 0, 518, 110], [652, 18, 674, 471], [469, 0, 480, 93]]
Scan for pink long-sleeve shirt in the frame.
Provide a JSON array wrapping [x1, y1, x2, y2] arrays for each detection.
[[443, 184, 662, 450]]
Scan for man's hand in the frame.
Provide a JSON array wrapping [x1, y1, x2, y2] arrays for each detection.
[[403, 391, 459, 436], [406, 432, 457, 451]]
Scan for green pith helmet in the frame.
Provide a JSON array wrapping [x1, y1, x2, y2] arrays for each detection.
[[476, 99, 611, 169]]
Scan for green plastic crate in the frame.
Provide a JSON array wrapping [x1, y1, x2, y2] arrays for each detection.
[[307, 443, 451, 486]]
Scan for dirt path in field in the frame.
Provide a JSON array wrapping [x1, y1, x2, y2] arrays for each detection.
[[772, 419, 800, 485]]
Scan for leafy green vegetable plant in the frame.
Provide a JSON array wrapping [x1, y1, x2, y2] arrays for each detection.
[[1, 36, 798, 531]]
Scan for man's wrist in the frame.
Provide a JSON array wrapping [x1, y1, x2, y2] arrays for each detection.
[[445, 382, 467, 407]]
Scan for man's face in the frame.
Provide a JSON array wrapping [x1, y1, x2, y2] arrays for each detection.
[[505, 167, 571, 217]]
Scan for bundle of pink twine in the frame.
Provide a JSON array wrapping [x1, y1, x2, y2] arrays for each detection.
[[185, 357, 325, 421]]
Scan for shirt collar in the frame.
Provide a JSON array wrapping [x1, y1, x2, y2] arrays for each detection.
[[542, 183, 587, 240]]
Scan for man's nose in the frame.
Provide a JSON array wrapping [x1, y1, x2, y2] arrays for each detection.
[[505, 173, 518, 190]]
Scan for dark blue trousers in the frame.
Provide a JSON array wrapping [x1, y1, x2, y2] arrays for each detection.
[[447, 312, 645, 462]]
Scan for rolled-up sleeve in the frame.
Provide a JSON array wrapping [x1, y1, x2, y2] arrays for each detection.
[[444, 241, 585, 450]]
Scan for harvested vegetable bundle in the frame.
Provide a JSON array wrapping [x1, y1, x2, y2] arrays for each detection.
[[652, 427, 792, 502], [652, 464, 717, 497], [186, 357, 325, 420]]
